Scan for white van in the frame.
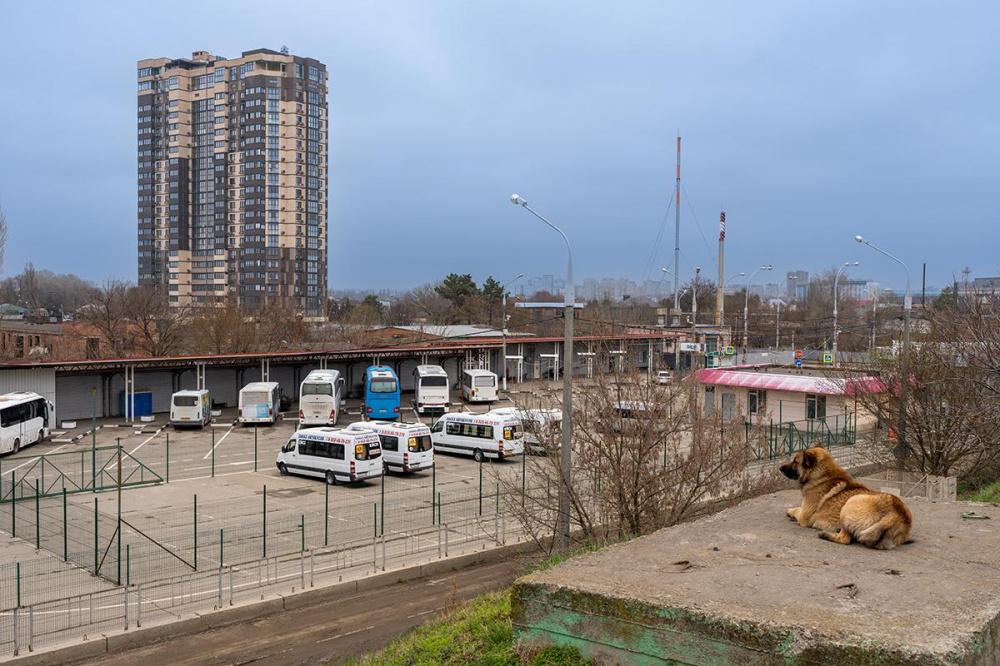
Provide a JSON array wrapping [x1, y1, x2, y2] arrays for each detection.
[[413, 365, 450, 414], [490, 407, 561, 455], [461, 369, 498, 403], [238, 382, 281, 425], [276, 427, 382, 485], [170, 389, 211, 428], [430, 412, 523, 462], [298, 369, 345, 426], [345, 421, 434, 473]]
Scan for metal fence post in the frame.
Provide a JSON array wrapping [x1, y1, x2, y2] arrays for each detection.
[[300, 550, 305, 589], [10, 473, 15, 537], [211, 428, 216, 478], [126, 544, 131, 586], [381, 533, 386, 572], [324, 481, 329, 546], [254, 425, 258, 472], [193, 494, 198, 570], [63, 487, 68, 561], [262, 485, 267, 558], [300, 514, 305, 552], [93, 497, 98, 574], [28, 605, 32, 653], [372, 502, 377, 540], [431, 462, 436, 525], [34, 480, 39, 550], [521, 449, 526, 507], [137, 584, 142, 627], [16, 561, 21, 608], [124, 585, 129, 630], [437, 491, 441, 526], [380, 468, 385, 537], [220, 528, 224, 569], [479, 459, 483, 516], [165, 432, 170, 483], [91, 387, 97, 493]]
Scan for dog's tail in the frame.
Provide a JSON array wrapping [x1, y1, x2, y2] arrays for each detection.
[[858, 510, 911, 550]]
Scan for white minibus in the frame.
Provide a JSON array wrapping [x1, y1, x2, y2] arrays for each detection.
[[430, 412, 523, 462], [276, 427, 382, 485], [490, 407, 561, 455], [238, 382, 281, 425], [413, 365, 450, 414], [461, 369, 498, 403], [345, 421, 434, 473], [298, 369, 345, 426], [0, 392, 53, 455], [170, 389, 211, 428]]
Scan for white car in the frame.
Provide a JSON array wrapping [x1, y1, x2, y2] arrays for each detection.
[[655, 370, 673, 385]]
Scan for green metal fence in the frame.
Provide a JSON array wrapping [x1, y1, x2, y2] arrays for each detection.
[[746, 413, 857, 460]]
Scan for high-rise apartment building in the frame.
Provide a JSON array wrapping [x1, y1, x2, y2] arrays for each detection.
[[137, 49, 328, 314], [786, 270, 808, 300]]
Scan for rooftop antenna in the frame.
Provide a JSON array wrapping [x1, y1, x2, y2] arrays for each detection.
[[280, 45, 290, 55]]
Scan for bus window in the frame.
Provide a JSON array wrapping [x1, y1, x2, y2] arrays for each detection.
[[302, 383, 333, 396], [408, 435, 432, 452], [370, 379, 397, 393], [380, 435, 399, 451]]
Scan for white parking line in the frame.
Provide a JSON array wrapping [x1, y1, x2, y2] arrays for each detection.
[[129, 429, 162, 456], [5, 441, 73, 473], [202, 427, 234, 460]]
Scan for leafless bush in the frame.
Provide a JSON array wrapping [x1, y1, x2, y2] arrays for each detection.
[[500, 365, 780, 552]]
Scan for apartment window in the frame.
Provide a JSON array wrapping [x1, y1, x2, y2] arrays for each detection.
[[138, 80, 153, 91], [167, 76, 179, 91], [214, 67, 225, 83]]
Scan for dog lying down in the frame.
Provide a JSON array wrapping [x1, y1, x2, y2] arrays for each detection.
[[780, 447, 913, 550]]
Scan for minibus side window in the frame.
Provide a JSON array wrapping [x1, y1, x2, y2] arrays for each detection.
[[381, 435, 398, 451], [282, 438, 296, 453], [332, 443, 344, 460], [431, 420, 443, 433], [446, 422, 462, 436]]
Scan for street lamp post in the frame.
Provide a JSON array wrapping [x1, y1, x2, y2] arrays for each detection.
[[832, 261, 860, 367], [500, 273, 525, 392], [855, 235, 910, 460], [692, 267, 701, 326], [511, 194, 574, 549], [775, 300, 782, 349], [742, 265, 774, 358]]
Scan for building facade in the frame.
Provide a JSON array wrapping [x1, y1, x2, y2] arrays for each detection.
[[137, 49, 328, 314]]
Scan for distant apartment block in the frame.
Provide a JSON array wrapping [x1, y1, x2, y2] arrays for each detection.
[[137, 49, 328, 313], [786, 270, 808, 300]]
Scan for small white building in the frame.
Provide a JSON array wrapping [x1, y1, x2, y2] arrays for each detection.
[[694, 365, 881, 430]]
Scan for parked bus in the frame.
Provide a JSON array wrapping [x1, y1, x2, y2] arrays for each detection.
[[413, 365, 450, 414], [430, 412, 523, 462], [276, 427, 382, 485], [0, 392, 53, 455], [461, 369, 498, 403], [345, 421, 434, 474], [364, 366, 400, 420], [489, 407, 561, 455], [238, 382, 281, 425], [298, 369, 345, 426], [170, 389, 211, 428]]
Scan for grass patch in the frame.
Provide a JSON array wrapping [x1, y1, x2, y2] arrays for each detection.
[[959, 480, 1000, 503], [347, 589, 590, 666]]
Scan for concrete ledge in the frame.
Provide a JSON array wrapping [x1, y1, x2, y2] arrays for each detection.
[[513, 490, 1000, 665], [9, 537, 542, 665]]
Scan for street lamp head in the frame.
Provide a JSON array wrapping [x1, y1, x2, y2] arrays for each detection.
[[854, 235, 865, 244], [852, 261, 860, 266], [761, 264, 774, 271], [510, 194, 526, 206], [515, 272, 525, 280], [660, 266, 669, 273]]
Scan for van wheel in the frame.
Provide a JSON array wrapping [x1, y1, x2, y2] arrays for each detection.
[[278, 463, 288, 476], [473, 449, 484, 463], [325, 470, 337, 485], [12, 439, 20, 454]]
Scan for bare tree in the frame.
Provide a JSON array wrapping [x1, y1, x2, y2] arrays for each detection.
[[849, 297, 1000, 480], [77, 281, 131, 357], [123, 286, 189, 357], [501, 361, 780, 552]]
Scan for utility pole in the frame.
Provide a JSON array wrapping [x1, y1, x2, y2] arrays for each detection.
[[775, 301, 781, 348], [716, 211, 725, 327], [673, 135, 682, 372]]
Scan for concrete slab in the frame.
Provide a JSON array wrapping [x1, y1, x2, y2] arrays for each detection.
[[513, 490, 1000, 665]]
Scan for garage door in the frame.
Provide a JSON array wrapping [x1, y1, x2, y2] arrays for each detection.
[[55, 373, 103, 421], [398, 359, 420, 392]]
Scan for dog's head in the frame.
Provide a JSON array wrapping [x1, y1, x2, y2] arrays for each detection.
[[779, 447, 831, 484]]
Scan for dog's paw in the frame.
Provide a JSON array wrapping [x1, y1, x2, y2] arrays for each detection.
[[786, 507, 800, 521]]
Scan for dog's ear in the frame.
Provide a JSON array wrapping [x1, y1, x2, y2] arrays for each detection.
[[802, 450, 816, 469]]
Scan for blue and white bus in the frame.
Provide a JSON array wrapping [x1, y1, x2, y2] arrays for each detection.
[[364, 366, 401, 420]]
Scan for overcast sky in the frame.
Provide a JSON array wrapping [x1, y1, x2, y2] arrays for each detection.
[[1, 1, 997, 293]]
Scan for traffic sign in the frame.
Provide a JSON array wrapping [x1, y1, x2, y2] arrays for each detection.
[[822, 351, 833, 364], [794, 349, 803, 360], [723, 345, 736, 356], [794, 358, 803, 368]]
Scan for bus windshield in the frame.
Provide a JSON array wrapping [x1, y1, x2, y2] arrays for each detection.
[[301, 383, 332, 396], [370, 379, 397, 393]]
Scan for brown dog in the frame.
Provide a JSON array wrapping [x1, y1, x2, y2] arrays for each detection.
[[779, 447, 913, 550]]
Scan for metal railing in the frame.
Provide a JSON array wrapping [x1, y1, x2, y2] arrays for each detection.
[[745, 413, 857, 460]]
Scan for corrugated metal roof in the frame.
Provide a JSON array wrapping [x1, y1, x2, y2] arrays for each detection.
[[695, 368, 883, 396]]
